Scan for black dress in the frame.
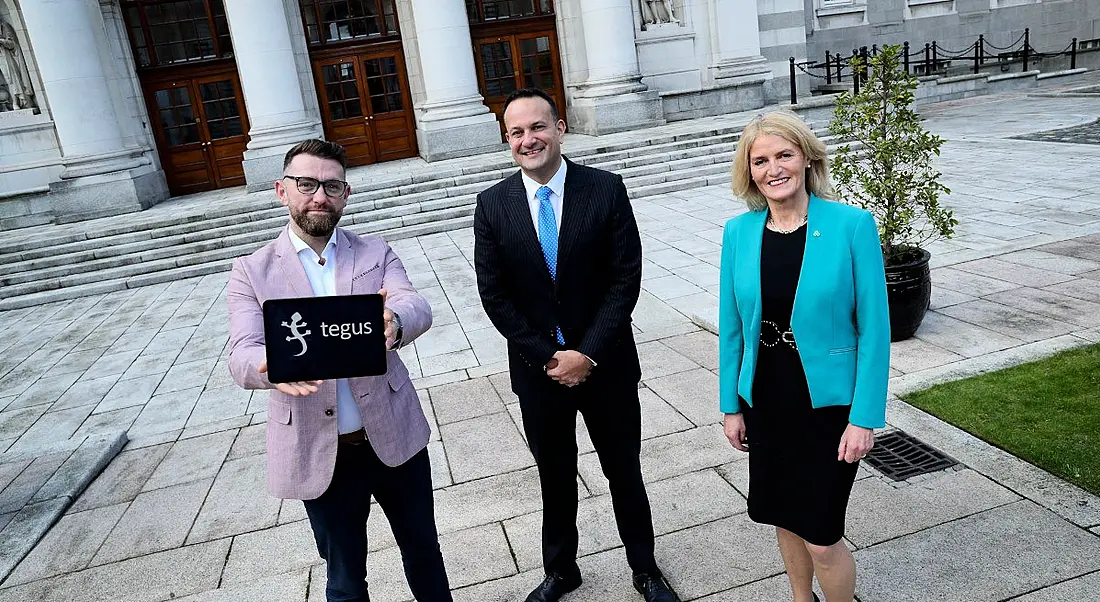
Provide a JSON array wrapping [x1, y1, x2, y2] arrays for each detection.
[[743, 224, 859, 546]]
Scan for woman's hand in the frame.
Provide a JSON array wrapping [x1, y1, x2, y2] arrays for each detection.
[[723, 413, 748, 452], [838, 424, 874, 463]]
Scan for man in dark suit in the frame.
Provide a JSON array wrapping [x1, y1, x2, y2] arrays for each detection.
[[473, 88, 680, 602]]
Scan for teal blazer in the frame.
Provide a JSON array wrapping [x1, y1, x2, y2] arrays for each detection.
[[718, 194, 891, 429]]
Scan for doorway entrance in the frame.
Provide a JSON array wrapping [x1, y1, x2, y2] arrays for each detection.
[[143, 70, 249, 195], [312, 46, 417, 168]]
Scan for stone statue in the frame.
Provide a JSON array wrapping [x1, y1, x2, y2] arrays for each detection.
[[640, 0, 679, 27], [0, 18, 35, 112]]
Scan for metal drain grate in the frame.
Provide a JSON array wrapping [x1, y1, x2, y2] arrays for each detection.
[[864, 430, 958, 481]]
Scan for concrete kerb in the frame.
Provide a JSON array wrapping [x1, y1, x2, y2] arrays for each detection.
[[0, 431, 127, 583]]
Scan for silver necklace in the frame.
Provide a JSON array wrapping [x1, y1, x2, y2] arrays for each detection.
[[767, 213, 807, 234]]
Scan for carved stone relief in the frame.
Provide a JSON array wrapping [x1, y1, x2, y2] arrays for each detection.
[[0, 17, 36, 112], [640, 0, 680, 28]]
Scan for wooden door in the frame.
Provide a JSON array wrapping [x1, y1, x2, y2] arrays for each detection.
[[314, 48, 417, 168], [148, 81, 212, 195], [316, 57, 376, 166], [146, 72, 248, 196], [193, 75, 249, 188], [475, 36, 518, 134], [515, 32, 566, 123], [360, 51, 416, 163], [474, 30, 565, 136]]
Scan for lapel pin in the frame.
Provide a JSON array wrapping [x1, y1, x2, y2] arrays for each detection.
[[812, 230, 821, 237]]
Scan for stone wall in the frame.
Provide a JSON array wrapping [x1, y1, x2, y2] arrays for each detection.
[[803, 0, 1100, 73]]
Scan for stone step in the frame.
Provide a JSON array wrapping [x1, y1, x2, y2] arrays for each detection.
[[0, 129, 783, 276], [0, 214, 476, 310], [0, 126, 849, 308], [0, 122, 834, 258]]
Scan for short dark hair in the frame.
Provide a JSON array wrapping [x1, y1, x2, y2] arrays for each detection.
[[283, 139, 347, 171], [502, 88, 559, 122]]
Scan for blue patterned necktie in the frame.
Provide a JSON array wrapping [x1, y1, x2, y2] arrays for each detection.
[[536, 185, 566, 345]]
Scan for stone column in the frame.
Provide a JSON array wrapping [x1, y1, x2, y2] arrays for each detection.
[[709, 0, 771, 82], [570, 0, 662, 135], [407, 0, 501, 161], [20, 0, 168, 217], [223, 0, 323, 189]]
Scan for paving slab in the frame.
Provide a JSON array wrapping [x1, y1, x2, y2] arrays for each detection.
[[855, 500, 1100, 602], [0, 538, 230, 602], [636, 340, 699, 380], [140, 429, 234, 492], [1010, 570, 1100, 602], [91, 478, 212, 565], [221, 519, 318, 585], [579, 425, 737, 495], [439, 412, 533, 483], [428, 377, 504, 425], [186, 454, 280, 544], [694, 573, 803, 602], [644, 367, 721, 427], [845, 469, 1021, 548], [171, 569, 311, 602], [68, 443, 171, 513]]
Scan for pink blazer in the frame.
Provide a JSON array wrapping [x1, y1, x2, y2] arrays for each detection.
[[227, 227, 432, 500]]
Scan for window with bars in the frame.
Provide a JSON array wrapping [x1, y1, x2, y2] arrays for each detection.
[[465, 0, 553, 23], [300, 0, 399, 45], [122, 0, 232, 68]]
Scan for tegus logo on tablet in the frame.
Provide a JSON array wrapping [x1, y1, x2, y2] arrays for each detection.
[[281, 311, 376, 357]]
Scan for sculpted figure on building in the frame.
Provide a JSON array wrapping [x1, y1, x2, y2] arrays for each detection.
[[640, 0, 679, 26], [0, 18, 35, 112]]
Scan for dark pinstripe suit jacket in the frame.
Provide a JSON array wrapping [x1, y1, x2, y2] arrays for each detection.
[[474, 158, 643, 398]]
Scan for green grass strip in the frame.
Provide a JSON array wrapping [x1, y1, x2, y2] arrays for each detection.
[[902, 343, 1100, 496]]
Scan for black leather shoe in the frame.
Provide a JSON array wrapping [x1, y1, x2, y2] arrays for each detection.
[[632, 570, 681, 602], [525, 572, 582, 602]]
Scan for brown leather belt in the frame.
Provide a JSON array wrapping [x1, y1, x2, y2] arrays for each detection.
[[338, 428, 367, 445]]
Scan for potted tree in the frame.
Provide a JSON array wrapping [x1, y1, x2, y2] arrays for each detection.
[[829, 44, 957, 341]]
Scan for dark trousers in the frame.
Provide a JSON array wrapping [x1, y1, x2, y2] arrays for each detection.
[[518, 382, 657, 577], [302, 443, 452, 602]]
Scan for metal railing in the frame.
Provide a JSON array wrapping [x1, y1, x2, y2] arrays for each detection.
[[787, 28, 1083, 105]]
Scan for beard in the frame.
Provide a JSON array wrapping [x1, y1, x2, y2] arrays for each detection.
[[290, 205, 342, 237]]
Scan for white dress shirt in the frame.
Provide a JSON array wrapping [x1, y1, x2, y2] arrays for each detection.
[[521, 159, 567, 240], [287, 227, 364, 435]]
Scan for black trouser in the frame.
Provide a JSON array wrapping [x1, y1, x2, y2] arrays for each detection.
[[302, 443, 452, 602], [518, 382, 657, 578]]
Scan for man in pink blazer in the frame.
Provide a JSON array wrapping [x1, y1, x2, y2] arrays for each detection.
[[227, 139, 452, 602]]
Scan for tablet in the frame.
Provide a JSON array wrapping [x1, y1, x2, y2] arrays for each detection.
[[262, 294, 387, 383]]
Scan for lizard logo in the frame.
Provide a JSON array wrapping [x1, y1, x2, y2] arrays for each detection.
[[281, 312, 311, 357]]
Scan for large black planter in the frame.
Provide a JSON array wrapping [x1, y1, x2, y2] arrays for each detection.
[[884, 248, 931, 342]]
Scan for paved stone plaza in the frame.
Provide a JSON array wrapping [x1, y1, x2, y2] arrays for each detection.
[[1, 81, 1100, 601]]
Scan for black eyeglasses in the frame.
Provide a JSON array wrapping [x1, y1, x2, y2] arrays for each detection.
[[283, 175, 348, 198]]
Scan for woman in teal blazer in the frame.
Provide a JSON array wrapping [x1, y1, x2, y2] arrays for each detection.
[[719, 111, 890, 602]]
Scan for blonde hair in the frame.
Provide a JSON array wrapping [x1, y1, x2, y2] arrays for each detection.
[[730, 110, 835, 211]]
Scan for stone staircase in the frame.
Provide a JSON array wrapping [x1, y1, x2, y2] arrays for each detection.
[[0, 120, 844, 310]]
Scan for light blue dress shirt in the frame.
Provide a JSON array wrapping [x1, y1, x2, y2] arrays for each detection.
[[287, 227, 364, 434]]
